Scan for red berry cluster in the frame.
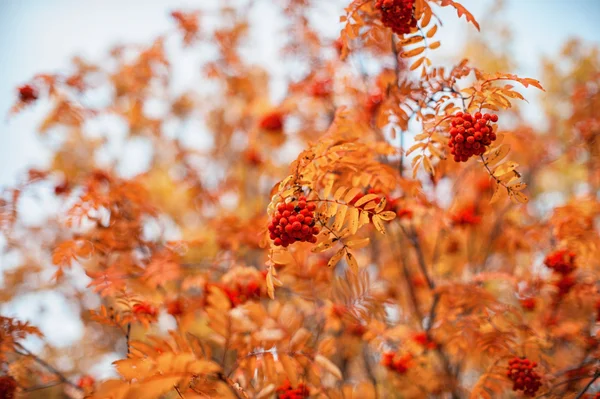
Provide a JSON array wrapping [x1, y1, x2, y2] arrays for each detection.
[[0, 376, 17, 399], [276, 380, 309, 399], [310, 79, 333, 98], [269, 196, 319, 247], [205, 280, 262, 308], [166, 298, 186, 317], [544, 249, 577, 297], [451, 205, 481, 226], [382, 352, 412, 374], [544, 249, 576, 275], [18, 84, 38, 103], [132, 302, 158, 317], [507, 357, 542, 397], [449, 112, 498, 162], [375, 0, 417, 35], [520, 298, 536, 312], [411, 332, 437, 350], [77, 375, 95, 389], [259, 111, 285, 131]]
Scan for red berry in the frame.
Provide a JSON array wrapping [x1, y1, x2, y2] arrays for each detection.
[[490, 114, 498, 122]]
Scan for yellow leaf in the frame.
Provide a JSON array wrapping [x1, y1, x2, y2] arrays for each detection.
[[346, 251, 358, 274], [510, 190, 529, 204], [401, 46, 426, 58], [333, 205, 348, 231], [429, 41, 441, 50], [315, 355, 342, 380], [372, 215, 386, 235], [346, 207, 359, 235], [344, 187, 362, 204], [493, 161, 519, 176], [426, 24, 438, 38], [410, 56, 426, 71], [346, 237, 370, 249], [484, 144, 511, 166], [489, 184, 503, 205], [328, 248, 345, 268], [374, 197, 387, 213], [354, 194, 378, 208], [400, 36, 425, 46], [378, 211, 396, 221], [423, 156, 434, 175], [312, 239, 335, 253], [333, 186, 347, 201]]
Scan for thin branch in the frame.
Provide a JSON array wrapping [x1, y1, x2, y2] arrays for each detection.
[[15, 344, 82, 392], [575, 370, 600, 399]]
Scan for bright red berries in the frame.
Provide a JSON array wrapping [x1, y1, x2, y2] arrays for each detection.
[[276, 380, 309, 399], [451, 205, 481, 226], [77, 375, 95, 389], [544, 249, 577, 297], [18, 84, 38, 103], [269, 196, 319, 247], [520, 298, 536, 312], [310, 79, 333, 98], [0, 376, 17, 399], [411, 332, 437, 350], [544, 249, 576, 275], [375, 0, 417, 35], [507, 357, 542, 397], [132, 302, 158, 317], [448, 112, 499, 162], [259, 111, 285, 131], [382, 351, 412, 374]]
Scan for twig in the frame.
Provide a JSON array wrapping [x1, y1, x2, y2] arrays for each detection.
[[126, 322, 131, 355], [575, 370, 600, 399], [15, 344, 82, 392]]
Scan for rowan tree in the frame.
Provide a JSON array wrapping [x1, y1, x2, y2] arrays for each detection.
[[2, 1, 600, 398]]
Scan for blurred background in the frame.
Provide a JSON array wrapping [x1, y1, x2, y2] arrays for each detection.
[[0, 0, 599, 378]]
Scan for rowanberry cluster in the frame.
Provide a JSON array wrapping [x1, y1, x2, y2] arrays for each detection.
[[507, 357, 542, 396], [544, 249, 577, 297], [310, 79, 333, 98], [276, 380, 309, 399], [259, 111, 285, 131], [132, 302, 158, 317], [381, 352, 412, 374], [269, 196, 319, 247], [0, 376, 17, 399], [544, 249, 576, 275], [520, 297, 536, 312], [411, 332, 437, 350], [77, 375, 95, 389], [451, 205, 481, 226], [449, 112, 499, 162], [18, 84, 38, 103], [205, 280, 262, 308], [375, 0, 417, 35]]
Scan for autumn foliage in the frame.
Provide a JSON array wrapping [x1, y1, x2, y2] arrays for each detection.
[[2, 1, 600, 398]]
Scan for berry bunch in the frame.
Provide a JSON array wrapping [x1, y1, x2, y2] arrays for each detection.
[[205, 280, 262, 308], [544, 249, 576, 275], [451, 205, 481, 226], [520, 298, 536, 312], [310, 78, 333, 98], [132, 302, 158, 317], [375, 0, 417, 35], [269, 196, 319, 247], [276, 380, 309, 399], [381, 352, 412, 374], [77, 375, 95, 389], [18, 84, 38, 103], [544, 249, 577, 297], [0, 376, 17, 399], [507, 357, 542, 396], [448, 112, 499, 162], [259, 111, 285, 131], [411, 332, 437, 350]]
